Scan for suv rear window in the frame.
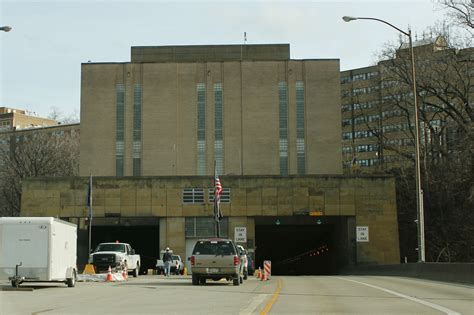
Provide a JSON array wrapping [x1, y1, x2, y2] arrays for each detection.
[[193, 241, 236, 255]]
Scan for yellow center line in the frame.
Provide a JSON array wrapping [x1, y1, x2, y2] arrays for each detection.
[[259, 278, 283, 315]]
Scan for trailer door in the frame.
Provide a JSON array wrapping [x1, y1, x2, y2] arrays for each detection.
[[1, 223, 49, 278]]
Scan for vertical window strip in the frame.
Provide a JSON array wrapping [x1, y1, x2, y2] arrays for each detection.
[[214, 83, 223, 174], [296, 81, 305, 175], [279, 81, 288, 176], [116, 84, 125, 176], [133, 84, 142, 176], [197, 83, 206, 175]]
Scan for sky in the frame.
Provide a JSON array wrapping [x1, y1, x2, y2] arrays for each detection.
[[0, 0, 447, 121]]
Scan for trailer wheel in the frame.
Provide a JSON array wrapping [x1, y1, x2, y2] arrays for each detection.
[[11, 280, 20, 288], [66, 270, 76, 287]]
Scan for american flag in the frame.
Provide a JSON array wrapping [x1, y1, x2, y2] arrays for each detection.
[[214, 173, 223, 222]]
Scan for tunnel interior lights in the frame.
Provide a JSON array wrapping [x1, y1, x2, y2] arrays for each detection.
[[274, 245, 329, 265]]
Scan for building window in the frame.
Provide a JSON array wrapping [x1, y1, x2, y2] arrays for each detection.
[[278, 81, 288, 176], [296, 81, 305, 175], [197, 83, 206, 175], [133, 84, 142, 176], [208, 188, 231, 203], [116, 84, 125, 176], [185, 217, 229, 238], [214, 83, 223, 175], [182, 188, 205, 204]]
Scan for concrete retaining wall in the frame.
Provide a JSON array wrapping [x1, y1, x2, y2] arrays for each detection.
[[341, 263, 474, 285]]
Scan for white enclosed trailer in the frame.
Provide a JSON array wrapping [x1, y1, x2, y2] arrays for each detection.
[[0, 217, 77, 288]]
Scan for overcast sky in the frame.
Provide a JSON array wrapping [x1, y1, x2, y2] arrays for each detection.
[[1, 0, 447, 120]]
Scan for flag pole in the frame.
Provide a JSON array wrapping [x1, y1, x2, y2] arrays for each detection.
[[87, 173, 93, 254], [214, 160, 220, 238]]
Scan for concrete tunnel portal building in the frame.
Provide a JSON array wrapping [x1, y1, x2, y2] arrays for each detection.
[[20, 44, 400, 274], [21, 175, 400, 274]]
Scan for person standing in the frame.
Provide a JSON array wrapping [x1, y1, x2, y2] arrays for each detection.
[[162, 247, 173, 277]]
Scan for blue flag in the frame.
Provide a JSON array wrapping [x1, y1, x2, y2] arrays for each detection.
[[86, 175, 92, 220]]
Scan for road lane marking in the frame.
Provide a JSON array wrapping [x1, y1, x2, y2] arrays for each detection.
[[259, 279, 283, 315], [239, 293, 268, 315], [334, 277, 461, 315]]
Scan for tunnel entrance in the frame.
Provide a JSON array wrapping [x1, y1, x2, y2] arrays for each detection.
[[255, 216, 355, 275], [88, 217, 160, 274]]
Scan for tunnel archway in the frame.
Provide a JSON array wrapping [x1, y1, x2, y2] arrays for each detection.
[[255, 216, 354, 275]]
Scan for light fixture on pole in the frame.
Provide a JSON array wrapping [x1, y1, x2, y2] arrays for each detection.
[[0, 26, 12, 32], [342, 15, 425, 262]]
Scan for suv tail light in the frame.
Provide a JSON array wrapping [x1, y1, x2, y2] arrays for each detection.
[[190, 256, 195, 266], [233, 255, 240, 266]]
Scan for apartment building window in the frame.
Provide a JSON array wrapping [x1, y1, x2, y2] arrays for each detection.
[[342, 146, 352, 154], [182, 188, 205, 204], [278, 81, 288, 176], [352, 73, 366, 81], [382, 109, 403, 118], [367, 85, 380, 93], [116, 84, 125, 176], [356, 144, 379, 152], [185, 217, 229, 238], [367, 71, 379, 79], [352, 87, 366, 96], [340, 76, 351, 84], [367, 114, 380, 122], [214, 83, 223, 175], [342, 119, 352, 126], [354, 116, 365, 125], [341, 104, 352, 112], [133, 84, 142, 176], [296, 81, 305, 175], [367, 100, 380, 108], [197, 83, 206, 175], [342, 132, 353, 140]]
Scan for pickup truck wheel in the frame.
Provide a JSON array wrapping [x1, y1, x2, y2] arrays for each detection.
[[233, 277, 240, 286], [66, 270, 76, 288], [192, 274, 199, 285], [133, 264, 139, 277]]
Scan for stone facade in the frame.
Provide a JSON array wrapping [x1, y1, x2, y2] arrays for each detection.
[[80, 45, 342, 177], [21, 175, 400, 265]]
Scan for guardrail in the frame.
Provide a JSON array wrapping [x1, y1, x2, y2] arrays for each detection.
[[340, 263, 474, 285]]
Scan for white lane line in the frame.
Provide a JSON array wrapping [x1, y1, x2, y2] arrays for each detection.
[[334, 277, 461, 315], [239, 293, 268, 315]]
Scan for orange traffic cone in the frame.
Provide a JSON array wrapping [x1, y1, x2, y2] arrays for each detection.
[[256, 267, 261, 279], [261, 270, 267, 281], [106, 266, 113, 282]]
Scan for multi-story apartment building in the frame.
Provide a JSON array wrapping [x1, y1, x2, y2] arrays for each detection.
[[341, 37, 472, 173], [0, 107, 58, 132]]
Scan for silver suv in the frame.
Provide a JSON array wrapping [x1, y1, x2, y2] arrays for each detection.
[[190, 238, 243, 286]]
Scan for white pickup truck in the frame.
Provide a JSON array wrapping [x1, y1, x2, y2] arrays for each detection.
[[156, 251, 184, 275], [88, 242, 141, 277]]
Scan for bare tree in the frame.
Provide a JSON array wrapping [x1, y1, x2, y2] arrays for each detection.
[[0, 130, 79, 216], [369, 2, 474, 261]]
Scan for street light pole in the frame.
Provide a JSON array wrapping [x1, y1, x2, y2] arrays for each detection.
[[342, 16, 425, 262], [0, 26, 12, 32]]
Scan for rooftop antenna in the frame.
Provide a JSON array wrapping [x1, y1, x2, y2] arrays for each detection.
[[241, 32, 247, 61]]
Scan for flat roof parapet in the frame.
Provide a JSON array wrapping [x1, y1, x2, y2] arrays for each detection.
[[131, 44, 290, 63]]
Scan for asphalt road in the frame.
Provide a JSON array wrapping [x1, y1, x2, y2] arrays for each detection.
[[0, 275, 472, 314]]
